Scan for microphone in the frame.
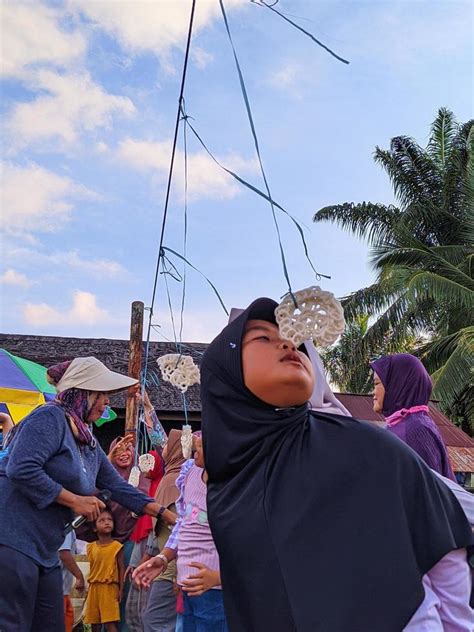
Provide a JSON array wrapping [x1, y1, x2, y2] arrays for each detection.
[[64, 490, 111, 535]]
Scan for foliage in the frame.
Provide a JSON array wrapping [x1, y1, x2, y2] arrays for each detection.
[[314, 109, 474, 429], [320, 315, 420, 394]]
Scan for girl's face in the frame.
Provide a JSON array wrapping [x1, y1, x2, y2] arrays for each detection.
[[373, 373, 385, 413], [95, 510, 114, 535], [87, 392, 110, 423], [242, 320, 314, 407], [114, 446, 133, 468]]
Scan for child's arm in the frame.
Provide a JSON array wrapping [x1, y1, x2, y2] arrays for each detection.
[[181, 563, 221, 597], [59, 549, 85, 594], [117, 548, 125, 602], [425, 548, 473, 631], [132, 548, 177, 588]]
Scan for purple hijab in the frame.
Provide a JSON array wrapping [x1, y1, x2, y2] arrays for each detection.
[[370, 354, 432, 416], [371, 354, 455, 480]]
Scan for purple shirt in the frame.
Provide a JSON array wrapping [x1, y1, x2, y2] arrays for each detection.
[[388, 411, 455, 480], [165, 460, 221, 588], [404, 548, 473, 631]]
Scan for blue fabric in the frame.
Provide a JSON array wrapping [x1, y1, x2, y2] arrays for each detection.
[[182, 590, 228, 632], [0, 404, 153, 567], [0, 544, 65, 632]]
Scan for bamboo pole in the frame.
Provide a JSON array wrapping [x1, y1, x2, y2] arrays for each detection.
[[125, 301, 144, 433]]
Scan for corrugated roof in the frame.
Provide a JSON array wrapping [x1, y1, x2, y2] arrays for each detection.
[[334, 393, 474, 471], [447, 447, 474, 472]]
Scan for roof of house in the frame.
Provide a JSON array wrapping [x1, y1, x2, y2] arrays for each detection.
[[334, 392, 474, 472], [0, 333, 206, 412], [2, 334, 473, 470]]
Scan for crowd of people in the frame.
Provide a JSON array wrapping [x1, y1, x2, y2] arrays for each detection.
[[0, 296, 472, 631]]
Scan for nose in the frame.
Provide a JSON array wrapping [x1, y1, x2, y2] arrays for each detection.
[[279, 340, 296, 351]]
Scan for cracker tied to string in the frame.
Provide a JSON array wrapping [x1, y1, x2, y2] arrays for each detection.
[[275, 286, 345, 348], [139, 453, 156, 473], [181, 424, 193, 459], [157, 354, 200, 393], [128, 465, 141, 488]]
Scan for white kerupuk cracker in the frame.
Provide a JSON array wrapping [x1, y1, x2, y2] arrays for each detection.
[[275, 286, 345, 348]]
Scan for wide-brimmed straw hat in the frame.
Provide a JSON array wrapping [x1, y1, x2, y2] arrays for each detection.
[[52, 357, 138, 394]]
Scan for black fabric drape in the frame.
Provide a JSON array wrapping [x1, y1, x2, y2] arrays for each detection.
[[201, 298, 472, 632]]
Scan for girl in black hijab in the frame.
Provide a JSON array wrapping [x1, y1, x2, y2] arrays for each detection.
[[201, 298, 472, 632]]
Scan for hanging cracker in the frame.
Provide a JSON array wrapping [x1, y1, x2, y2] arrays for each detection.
[[139, 453, 156, 473], [128, 465, 141, 487], [181, 424, 193, 459], [275, 286, 345, 348], [157, 354, 200, 393]]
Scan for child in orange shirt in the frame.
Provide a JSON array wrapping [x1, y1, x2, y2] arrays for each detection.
[[83, 509, 124, 632]]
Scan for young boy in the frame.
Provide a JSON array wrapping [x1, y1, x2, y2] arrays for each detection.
[[133, 434, 228, 631], [83, 509, 124, 632], [59, 530, 85, 632]]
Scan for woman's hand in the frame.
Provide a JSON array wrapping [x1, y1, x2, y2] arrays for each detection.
[[143, 502, 177, 525], [70, 495, 106, 522], [181, 563, 221, 596], [132, 556, 166, 588]]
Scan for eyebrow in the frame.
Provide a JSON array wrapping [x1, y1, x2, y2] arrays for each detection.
[[244, 324, 275, 335]]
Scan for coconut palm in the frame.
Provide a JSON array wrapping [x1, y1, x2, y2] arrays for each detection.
[[314, 109, 474, 429]]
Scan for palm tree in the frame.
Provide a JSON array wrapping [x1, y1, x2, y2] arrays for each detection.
[[314, 109, 474, 431], [320, 315, 421, 395]]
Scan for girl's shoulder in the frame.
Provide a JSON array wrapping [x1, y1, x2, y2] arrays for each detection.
[[311, 411, 419, 462]]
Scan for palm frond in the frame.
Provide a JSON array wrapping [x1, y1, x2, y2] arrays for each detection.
[[429, 329, 474, 410], [428, 107, 458, 168], [313, 202, 399, 245]]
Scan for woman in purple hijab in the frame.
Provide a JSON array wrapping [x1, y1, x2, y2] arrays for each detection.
[[371, 353, 455, 480]]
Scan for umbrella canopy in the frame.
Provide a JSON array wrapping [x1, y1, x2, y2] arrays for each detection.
[[0, 349, 117, 425]]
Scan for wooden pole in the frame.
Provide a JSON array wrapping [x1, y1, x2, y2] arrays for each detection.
[[125, 301, 144, 433]]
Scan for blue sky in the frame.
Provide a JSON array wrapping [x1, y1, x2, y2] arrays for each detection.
[[1, 0, 472, 343]]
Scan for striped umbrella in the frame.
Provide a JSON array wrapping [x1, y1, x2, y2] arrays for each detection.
[[0, 349, 116, 425]]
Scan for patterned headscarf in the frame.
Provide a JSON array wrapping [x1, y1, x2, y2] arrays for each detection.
[[47, 360, 97, 445]]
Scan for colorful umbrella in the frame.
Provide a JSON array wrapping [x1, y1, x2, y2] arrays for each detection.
[[0, 349, 117, 425]]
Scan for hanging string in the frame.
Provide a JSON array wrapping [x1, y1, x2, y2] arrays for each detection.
[[182, 112, 329, 280], [251, 0, 350, 64], [142, 0, 196, 396], [179, 101, 189, 349], [219, 0, 296, 303]]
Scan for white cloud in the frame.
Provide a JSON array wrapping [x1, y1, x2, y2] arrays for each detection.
[[0, 269, 32, 288], [117, 138, 258, 201], [7, 70, 136, 149], [23, 290, 113, 327], [191, 47, 214, 70], [95, 141, 109, 154], [0, 3, 86, 79], [70, 0, 241, 65], [7, 247, 126, 279], [267, 61, 308, 100], [268, 62, 304, 92], [1, 162, 95, 234]]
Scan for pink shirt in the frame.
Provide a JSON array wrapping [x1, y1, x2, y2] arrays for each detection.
[[173, 464, 221, 588], [404, 549, 473, 631]]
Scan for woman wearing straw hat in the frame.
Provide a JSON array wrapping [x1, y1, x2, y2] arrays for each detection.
[[0, 357, 175, 632]]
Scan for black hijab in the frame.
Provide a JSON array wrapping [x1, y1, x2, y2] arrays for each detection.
[[201, 298, 472, 632]]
